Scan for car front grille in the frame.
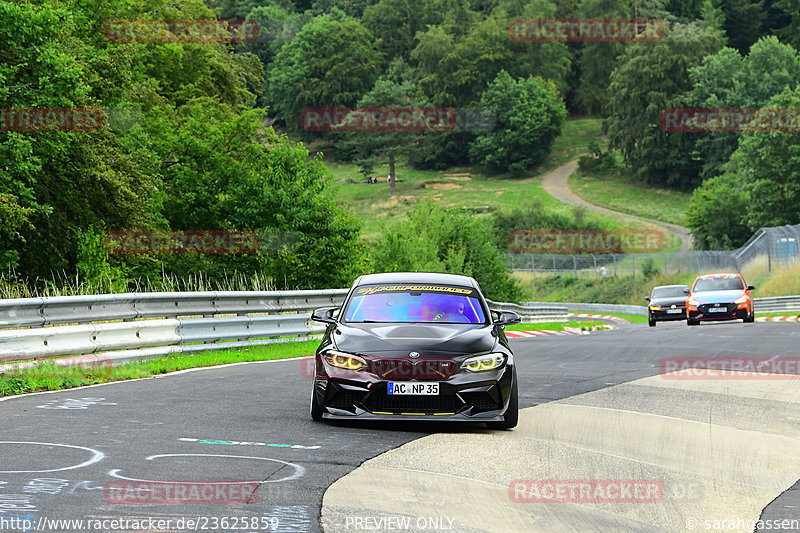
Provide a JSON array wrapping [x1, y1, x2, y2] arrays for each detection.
[[699, 303, 735, 314], [365, 393, 458, 413]]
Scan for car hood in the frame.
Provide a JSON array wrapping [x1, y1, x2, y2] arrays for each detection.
[[332, 323, 496, 356], [690, 290, 746, 304], [650, 296, 687, 307]]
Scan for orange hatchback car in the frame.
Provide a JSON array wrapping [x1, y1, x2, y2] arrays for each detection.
[[685, 273, 755, 326]]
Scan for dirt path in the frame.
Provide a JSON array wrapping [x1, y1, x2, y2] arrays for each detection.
[[541, 159, 693, 252]]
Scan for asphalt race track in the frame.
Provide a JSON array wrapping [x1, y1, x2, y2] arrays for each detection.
[[1, 321, 799, 532]]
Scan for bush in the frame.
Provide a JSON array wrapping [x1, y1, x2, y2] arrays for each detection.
[[371, 201, 523, 302], [640, 257, 660, 279], [491, 200, 600, 251], [686, 173, 751, 249], [577, 140, 621, 175], [469, 71, 566, 174]]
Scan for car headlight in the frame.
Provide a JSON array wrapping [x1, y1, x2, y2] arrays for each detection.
[[734, 294, 749, 304], [324, 350, 366, 371], [649, 305, 660, 310], [687, 297, 700, 307], [462, 353, 506, 372]]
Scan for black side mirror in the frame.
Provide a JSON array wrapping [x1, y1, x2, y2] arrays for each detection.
[[747, 285, 755, 291], [311, 306, 338, 324], [492, 310, 521, 326], [683, 287, 691, 294], [644, 296, 650, 301]]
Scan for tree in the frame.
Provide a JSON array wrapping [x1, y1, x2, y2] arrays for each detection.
[[362, 0, 450, 60], [700, 0, 726, 35], [469, 71, 566, 173], [573, 0, 630, 115], [0, 0, 160, 275], [686, 173, 751, 249], [268, 10, 383, 131], [333, 79, 427, 196], [605, 23, 722, 188], [412, 18, 514, 107], [735, 88, 800, 229], [686, 36, 800, 181], [771, 0, 800, 49], [721, 0, 766, 53], [237, 3, 313, 92], [372, 201, 523, 302]]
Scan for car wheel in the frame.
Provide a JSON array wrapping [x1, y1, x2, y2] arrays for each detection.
[[487, 370, 518, 430], [648, 316, 656, 327], [310, 382, 324, 422], [687, 319, 699, 326], [743, 314, 755, 323]]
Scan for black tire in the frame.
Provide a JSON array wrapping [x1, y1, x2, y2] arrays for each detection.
[[487, 370, 518, 430], [687, 319, 699, 326], [743, 314, 755, 323], [648, 318, 656, 327], [310, 383, 324, 421]]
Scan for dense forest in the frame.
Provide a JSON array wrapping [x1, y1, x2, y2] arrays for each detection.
[[2, 0, 799, 299]]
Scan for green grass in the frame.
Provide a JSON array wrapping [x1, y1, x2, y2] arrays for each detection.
[[536, 117, 605, 171], [325, 117, 652, 241], [505, 321, 606, 331], [0, 341, 318, 397], [569, 168, 692, 227], [592, 312, 648, 324], [514, 271, 698, 306]]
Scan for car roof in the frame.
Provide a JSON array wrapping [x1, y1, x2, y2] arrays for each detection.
[[353, 272, 479, 288], [652, 284, 689, 289], [695, 273, 743, 279]]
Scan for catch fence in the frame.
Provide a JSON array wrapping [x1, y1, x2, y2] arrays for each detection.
[[507, 223, 800, 277]]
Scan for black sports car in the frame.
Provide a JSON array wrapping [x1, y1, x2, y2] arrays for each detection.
[[309, 272, 521, 429], [645, 284, 690, 327]]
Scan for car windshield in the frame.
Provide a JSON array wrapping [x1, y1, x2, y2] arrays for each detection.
[[343, 284, 486, 324], [693, 277, 745, 292], [651, 287, 688, 299]]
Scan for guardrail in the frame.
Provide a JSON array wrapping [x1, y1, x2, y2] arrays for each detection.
[[527, 295, 800, 317], [0, 291, 568, 372], [528, 301, 648, 316], [487, 301, 568, 322], [754, 295, 800, 313]]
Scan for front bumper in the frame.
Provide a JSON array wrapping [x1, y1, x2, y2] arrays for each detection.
[[688, 302, 749, 321], [650, 308, 686, 321], [313, 362, 514, 421]]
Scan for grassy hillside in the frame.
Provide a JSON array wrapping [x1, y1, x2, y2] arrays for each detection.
[[569, 168, 692, 227], [323, 117, 676, 244]]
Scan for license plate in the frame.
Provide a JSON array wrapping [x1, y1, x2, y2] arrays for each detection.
[[666, 309, 682, 314], [708, 307, 727, 313], [388, 382, 439, 395]]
